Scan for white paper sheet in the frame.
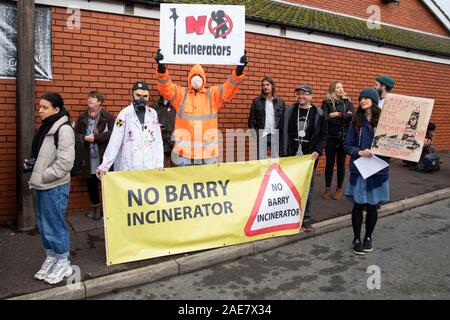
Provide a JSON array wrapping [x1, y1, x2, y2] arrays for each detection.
[[353, 155, 389, 180]]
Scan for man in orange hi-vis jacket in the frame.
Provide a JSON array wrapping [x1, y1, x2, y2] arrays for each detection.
[[155, 49, 248, 166]]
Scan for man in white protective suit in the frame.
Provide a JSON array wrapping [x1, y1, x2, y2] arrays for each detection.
[[96, 81, 164, 179]]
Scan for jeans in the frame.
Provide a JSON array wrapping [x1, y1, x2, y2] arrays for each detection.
[[172, 153, 217, 167], [34, 182, 71, 259]]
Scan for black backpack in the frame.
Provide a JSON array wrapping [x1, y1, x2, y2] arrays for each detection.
[[54, 121, 85, 176]]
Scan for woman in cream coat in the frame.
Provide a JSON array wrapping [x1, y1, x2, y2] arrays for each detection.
[[28, 92, 75, 285]]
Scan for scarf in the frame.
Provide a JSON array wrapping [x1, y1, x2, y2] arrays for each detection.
[[31, 111, 67, 159], [88, 108, 102, 135]]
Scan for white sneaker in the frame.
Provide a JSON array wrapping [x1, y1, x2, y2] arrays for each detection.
[[44, 259, 73, 284], [34, 256, 57, 280]]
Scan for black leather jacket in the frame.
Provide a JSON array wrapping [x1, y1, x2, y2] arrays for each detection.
[[248, 96, 285, 130], [74, 108, 115, 178], [322, 98, 354, 141], [279, 103, 326, 157]]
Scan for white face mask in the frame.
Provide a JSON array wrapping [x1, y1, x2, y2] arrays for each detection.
[[191, 75, 203, 90]]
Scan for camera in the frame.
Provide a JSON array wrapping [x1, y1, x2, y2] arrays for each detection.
[[23, 158, 36, 173]]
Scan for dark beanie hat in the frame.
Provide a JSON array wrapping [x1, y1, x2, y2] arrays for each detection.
[[427, 122, 436, 131], [40, 92, 64, 110], [359, 87, 379, 105], [376, 75, 395, 89]]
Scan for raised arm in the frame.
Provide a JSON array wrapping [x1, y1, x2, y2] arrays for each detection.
[[155, 49, 183, 110]]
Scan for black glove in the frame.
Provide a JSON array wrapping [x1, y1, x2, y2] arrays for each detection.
[[155, 49, 166, 73], [236, 50, 248, 76]]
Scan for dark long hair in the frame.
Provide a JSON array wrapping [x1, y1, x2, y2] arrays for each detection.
[[41, 92, 64, 110], [352, 102, 381, 128], [40, 92, 70, 120], [259, 77, 276, 99], [32, 92, 68, 158]]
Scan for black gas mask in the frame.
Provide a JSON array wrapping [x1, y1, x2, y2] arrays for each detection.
[[133, 96, 147, 112]]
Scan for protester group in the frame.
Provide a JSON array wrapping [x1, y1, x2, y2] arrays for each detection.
[[26, 49, 441, 285]]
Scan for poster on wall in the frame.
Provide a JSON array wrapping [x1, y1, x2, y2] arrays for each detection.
[[0, 2, 52, 80], [159, 3, 245, 65], [372, 93, 434, 162]]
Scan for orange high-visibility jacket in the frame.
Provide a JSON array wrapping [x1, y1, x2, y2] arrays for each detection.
[[157, 64, 245, 160]]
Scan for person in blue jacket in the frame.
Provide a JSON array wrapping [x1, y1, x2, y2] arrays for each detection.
[[344, 88, 390, 255]]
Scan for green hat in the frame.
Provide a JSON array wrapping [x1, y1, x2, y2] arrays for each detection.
[[376, 75, 395, 89]]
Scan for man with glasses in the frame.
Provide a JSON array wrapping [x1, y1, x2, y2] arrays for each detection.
[[279, 84, 326, 232], [96, 81, 164, 179]]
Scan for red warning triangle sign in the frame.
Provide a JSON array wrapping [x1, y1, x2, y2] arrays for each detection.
[[244, 163, 303, 237]]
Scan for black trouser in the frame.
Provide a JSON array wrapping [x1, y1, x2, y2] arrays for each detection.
[[325, 139, 346, 188], [86, 174, 100, 206], [164, 151, 172, 168], [304, 157, 319, 224], [351, 203, 378, 240]]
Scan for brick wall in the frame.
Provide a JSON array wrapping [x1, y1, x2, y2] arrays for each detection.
[[286, 0, 450, 36], [0, 81, 16, 224], [0, 6, 449, 224]]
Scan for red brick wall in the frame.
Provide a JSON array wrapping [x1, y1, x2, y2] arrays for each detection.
[[286, 0, 450, 36], [0, 6, 449, 224], [0, 82, 16, 224]]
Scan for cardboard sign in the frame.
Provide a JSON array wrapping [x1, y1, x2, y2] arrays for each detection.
[[159, 3, 245, 65], [372, 93, 434, 162]]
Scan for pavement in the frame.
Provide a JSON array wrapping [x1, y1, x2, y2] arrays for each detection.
[[1, 152, 449, 300], [95, 198, 450, 300]]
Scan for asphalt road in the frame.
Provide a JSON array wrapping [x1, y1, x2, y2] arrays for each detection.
[[96, 198, 450, 300]]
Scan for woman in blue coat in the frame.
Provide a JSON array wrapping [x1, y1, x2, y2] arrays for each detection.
[[344, 88, 389, 255]]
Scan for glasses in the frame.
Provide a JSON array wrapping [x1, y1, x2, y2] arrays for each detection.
[[296, 91, 311, 96]]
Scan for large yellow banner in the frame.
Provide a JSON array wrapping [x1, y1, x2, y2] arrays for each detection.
[[102, 156, 314, 265]]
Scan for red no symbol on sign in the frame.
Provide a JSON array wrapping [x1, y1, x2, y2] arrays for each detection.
[[208, 14, 233, 38]]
